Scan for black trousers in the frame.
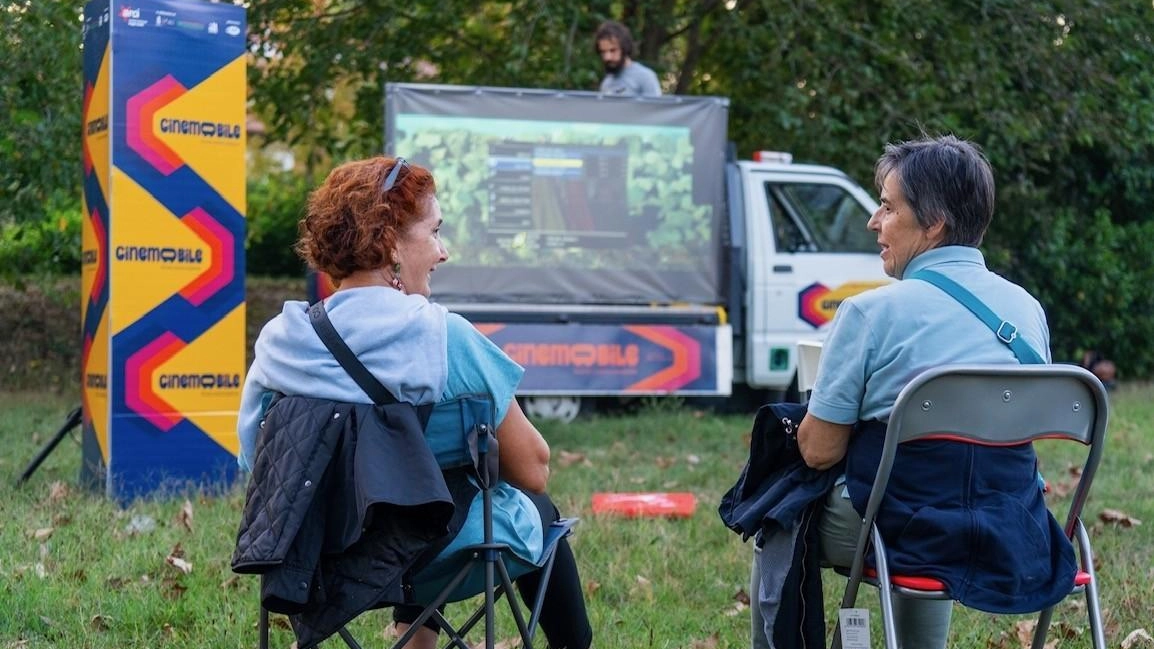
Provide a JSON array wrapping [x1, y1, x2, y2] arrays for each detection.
[[392, 491, 592, 649]]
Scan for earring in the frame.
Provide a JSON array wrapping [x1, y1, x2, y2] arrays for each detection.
[[391, 263, 404, 291]]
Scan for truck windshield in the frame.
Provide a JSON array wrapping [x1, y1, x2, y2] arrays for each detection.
[[767, 183, 877, 253]]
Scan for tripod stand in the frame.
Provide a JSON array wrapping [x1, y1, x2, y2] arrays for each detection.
[[16, 406, 82, 486]]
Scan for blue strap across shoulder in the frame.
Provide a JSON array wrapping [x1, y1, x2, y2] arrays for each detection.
[[907, 269, 1045, 365]]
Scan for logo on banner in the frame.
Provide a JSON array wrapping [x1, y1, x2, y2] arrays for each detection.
[[797, 281, 888, 329], [158, 373, 241, 390], [115, 245, 205, 264], [504, 343, 640, 368], [158, 117, 242, 140], [120, 6, 147, 27]]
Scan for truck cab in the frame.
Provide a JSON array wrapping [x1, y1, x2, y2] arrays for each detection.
[[729, 153, 888, 395]]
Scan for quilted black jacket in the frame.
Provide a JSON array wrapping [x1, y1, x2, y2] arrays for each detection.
[[231, 394, 464, 649]]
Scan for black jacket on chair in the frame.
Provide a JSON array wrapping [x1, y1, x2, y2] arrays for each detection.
[[232, 394, 466, 649], [719, 402, 841, 649]]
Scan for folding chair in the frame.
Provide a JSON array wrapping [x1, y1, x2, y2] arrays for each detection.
[[833, 364, 1107, 649], [256, 394, 577, 649]]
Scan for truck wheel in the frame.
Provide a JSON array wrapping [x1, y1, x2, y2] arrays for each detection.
[[522, 396, 583, 423]]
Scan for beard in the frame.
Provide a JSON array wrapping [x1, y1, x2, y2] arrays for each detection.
[[603, 60, 623, 75]]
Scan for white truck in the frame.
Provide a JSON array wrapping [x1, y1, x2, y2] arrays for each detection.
[[338, 83, 890, 419]]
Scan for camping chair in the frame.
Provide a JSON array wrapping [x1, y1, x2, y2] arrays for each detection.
[[833, 364, 1107, 649], [256, 394, 577, 649]]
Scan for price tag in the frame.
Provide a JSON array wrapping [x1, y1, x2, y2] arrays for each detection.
[[838, 608, 870, 649]]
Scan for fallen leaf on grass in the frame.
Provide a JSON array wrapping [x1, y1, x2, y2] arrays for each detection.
[[556, 450, 588, 468], [176, 499, 194, 533], [220, 575, 241, 589], [166, 543, 192, 574], [1047, 479, 1073, 499], [585, 579, 601, 596], [32, 527, 54, 542], [733, 588, 750, 605], [685, 454, 701, 465], [1122, 629, 1154, 649], [655, 456, 675, 469], [166, 556, 192, 574], [1099, 508, 1142, 527], [1012, 619, 1066, 649], [723, 601, 748, 617], [48, 481, 69, 504], [89, 615, 110, 631]]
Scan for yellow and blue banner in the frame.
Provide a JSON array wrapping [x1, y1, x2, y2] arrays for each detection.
[[82, 0, 246, 502]]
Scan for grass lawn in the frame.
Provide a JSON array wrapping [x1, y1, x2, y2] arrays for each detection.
[[1, 387, 1151, 648]]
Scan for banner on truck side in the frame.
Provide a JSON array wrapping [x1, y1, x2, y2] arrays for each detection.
[[473, 323, 732, 394]]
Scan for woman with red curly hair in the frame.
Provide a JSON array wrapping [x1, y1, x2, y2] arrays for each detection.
[[237, 156, 591, 649]]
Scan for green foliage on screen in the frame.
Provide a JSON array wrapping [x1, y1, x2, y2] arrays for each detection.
[[395, 116, 713, 272]]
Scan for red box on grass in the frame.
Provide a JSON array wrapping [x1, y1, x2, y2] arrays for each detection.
[[590, 492, 697, 518]]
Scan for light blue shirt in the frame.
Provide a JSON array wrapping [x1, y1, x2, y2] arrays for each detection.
[[409, 314, 544, 597], [808, 246, 1051, 425]]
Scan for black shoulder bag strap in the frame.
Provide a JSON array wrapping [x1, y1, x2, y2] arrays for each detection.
[[307, 300, 399, 404]]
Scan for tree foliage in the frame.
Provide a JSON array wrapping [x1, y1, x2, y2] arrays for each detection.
[[1, 2, 84, 227], [6, 0, 1154, 373]]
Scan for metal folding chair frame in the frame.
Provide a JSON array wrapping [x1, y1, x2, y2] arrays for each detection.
[[833, 364, 1108, 649]]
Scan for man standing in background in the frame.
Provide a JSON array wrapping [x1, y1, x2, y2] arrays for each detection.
[[594, 20, 662, 97]]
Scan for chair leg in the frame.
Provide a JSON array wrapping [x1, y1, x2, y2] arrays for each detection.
[[1074, 521, 1107, 649], [1031, 606, 1055, 649], [259, 607, 269, 649], [870, 527, 900, 649], [494, 556, 534, 647], [338, 626, 364, 649], [525, 548, 558, 637], [484, 550, 496, 649]]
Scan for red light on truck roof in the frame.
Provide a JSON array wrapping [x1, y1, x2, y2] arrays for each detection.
[[752, 150, 793, 164]]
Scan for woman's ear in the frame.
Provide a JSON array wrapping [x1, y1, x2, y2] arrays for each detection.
[[925, 219, 947, 245]]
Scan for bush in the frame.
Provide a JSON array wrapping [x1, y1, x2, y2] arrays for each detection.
[[246, 172, 316, 277], [0, 192, 82, 281], [0, 275, 305, 393]]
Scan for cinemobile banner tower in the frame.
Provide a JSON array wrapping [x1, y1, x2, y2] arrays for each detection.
[[81, 0, 246, 502]]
